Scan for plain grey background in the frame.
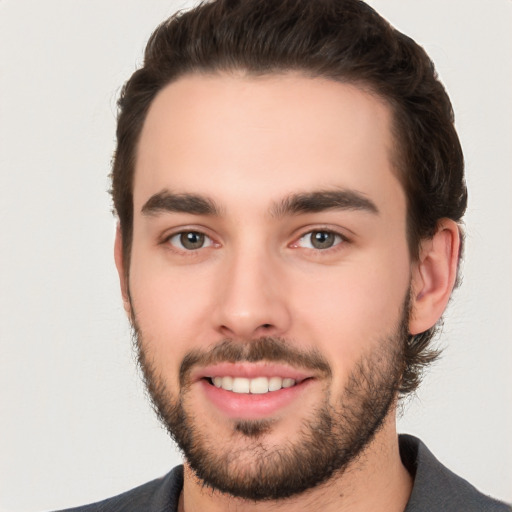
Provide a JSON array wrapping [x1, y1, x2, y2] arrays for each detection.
[[0, 1, 511, 511]]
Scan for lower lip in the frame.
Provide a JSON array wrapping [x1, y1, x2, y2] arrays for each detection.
[[200, 379, 313, 420]]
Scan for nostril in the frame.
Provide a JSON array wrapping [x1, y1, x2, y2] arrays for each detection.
[[262, 324, 272, 329]]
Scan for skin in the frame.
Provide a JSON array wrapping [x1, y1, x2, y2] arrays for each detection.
[[115, 73, 460, 512]]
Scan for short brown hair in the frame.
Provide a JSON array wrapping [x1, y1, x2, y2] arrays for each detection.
[[111, 0, 467, 394]]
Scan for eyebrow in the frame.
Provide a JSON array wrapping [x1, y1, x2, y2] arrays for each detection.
[[270, 189, 379, 217], [140, 188, 379, 218], [141, 190, 221, 216]]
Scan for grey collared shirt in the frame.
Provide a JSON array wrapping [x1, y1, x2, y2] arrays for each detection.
[[55, 435, 511, 511]]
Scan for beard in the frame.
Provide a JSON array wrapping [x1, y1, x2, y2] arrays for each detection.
[[132, 299, 409, 501]]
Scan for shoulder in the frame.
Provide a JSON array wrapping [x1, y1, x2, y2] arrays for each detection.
[[53, 465, 183, 512], [400, 435, 511, 512]]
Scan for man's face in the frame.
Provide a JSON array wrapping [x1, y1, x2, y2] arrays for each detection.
[[124, 73, 413, 499]]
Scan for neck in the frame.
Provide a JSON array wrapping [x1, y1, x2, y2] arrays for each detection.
[[179, 412, 413, 512]]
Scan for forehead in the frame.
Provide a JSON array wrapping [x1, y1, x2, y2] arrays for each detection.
[[134, 72, 403, 216]]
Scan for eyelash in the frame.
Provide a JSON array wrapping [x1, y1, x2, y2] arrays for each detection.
[[163, 230, 217, 253], [161, 227, 349, 254], [291, 228, 349, 252]]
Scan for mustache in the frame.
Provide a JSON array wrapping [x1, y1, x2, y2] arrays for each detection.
[[179, 337, 332, 387]]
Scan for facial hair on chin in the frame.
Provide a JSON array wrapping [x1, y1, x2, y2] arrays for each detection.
[[132, 299, 409, 501]]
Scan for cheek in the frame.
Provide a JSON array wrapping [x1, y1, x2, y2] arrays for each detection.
[[128, 251, 216, 374], [290, 250, 410, 379]]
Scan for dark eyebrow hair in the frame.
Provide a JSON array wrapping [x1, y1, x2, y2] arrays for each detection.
[[141, 188, 378, 218], [270, 189, 379, 217], [141, 190, 221, 216]]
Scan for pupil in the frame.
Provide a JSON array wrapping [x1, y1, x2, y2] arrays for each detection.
[[181, 232, 204, 249], [312, 231, 334, 249]]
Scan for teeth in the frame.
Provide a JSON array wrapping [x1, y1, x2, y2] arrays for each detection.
[[282, 378, 295, 388], [250, 377, 269, 394], [210, 376, 297, 394], [221, 375, 233, 390], [232, 377, 250, 393], [268, 376, 283, 391]]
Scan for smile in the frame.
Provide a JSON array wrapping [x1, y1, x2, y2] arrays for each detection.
[[195, 363, 315, 418], [208, 376, 297, 394]]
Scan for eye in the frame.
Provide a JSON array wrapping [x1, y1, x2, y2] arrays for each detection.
[[167, 231, 214, 250], [296, 230, 344, 250]]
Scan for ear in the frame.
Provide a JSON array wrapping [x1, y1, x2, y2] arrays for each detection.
[[114, 223, 132, 319], [409, 219, 461, 335]]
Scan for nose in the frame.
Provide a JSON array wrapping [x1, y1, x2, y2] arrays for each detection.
[[212, 247, 292, 340]]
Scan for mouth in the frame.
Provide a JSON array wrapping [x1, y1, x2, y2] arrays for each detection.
[[194, 363, 316, 419], [205, 375, 303, 394]]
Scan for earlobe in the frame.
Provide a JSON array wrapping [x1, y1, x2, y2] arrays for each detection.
[[409, 219, 461, 335], [114, 224, 132, 318]]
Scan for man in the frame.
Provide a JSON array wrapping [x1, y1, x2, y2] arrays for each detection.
[[58, 0, 510, 510]]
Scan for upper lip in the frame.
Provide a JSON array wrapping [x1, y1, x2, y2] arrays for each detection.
[[190, 362, 313, 383]]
